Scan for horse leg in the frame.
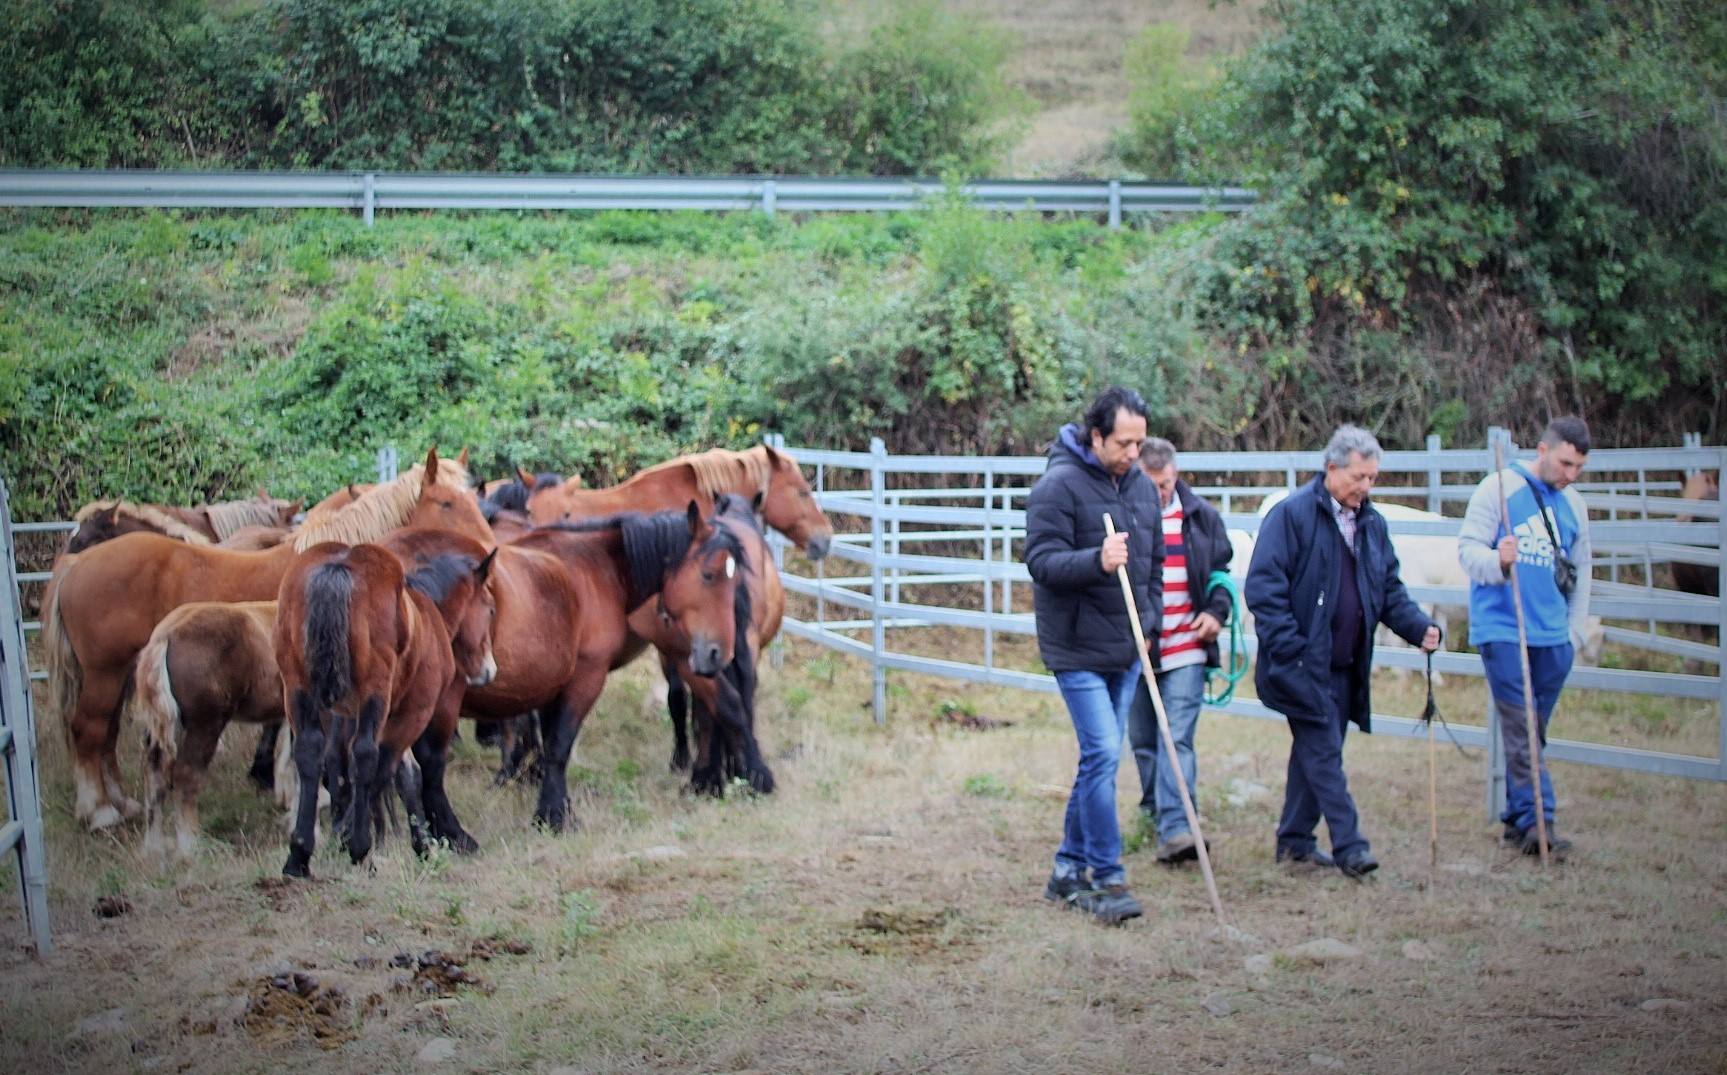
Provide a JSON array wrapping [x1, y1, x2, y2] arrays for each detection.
[[666, 658, 691, 771], [533, 672, 604, 831], [394, 749, 430, 858], [169, 721, 225, 859], [490, 717, 518, 785], [283, 693, 325, 878], [249, 722, 281, 792], [686, 688, 726, 797], [141, 733, 172, 859], [713, 669, 774, 794], [70, 673, 126, 829], [418, 686, 478, 853], [345, 697, 384, 866]]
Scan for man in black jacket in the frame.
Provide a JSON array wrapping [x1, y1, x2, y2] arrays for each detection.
[[1025, 386, 1164, 924], [1127, 438, 1233, 865], [1246, 425, 1439, 879]]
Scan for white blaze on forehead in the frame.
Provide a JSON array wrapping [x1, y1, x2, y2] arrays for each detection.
[[724, 554, 736, 579]]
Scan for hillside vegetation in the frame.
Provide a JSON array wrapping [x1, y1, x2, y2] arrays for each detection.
[[2, 0, 1723, 518]]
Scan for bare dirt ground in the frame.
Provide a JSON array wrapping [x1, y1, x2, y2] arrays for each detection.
[[948, 0, 1269, 175], [3, 630, 1724, 1074]]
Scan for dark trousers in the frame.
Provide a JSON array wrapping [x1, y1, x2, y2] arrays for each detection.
[[1276, 665, 1368, 859]]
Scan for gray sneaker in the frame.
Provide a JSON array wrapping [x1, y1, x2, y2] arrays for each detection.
[[1076, 883, 1143, 925]]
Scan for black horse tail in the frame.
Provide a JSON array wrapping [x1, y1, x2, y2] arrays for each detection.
[[303, 562, 354, 709]]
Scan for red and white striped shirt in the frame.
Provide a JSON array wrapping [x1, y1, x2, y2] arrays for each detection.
[[1159, 498, 1205, 670]]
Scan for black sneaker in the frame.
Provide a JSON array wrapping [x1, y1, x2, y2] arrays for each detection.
[[1336, 850, 1379, 880], [1154, 832, 1207, 864], [1076, 883, 1143, 925], [1517, 827, 1573, 861], [1276, 845, 1335, 868], [1043, 870, 1090, 907]]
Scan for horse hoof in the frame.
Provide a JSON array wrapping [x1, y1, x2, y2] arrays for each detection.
[[750, 768, 776, 795], [120, 797, 144, 820], [448, 832, 479, 855], [283, 859, 311, 879], [88, 805, 124, 831]]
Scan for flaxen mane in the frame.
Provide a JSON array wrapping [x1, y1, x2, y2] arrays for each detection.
[[73, 501, 212, 545], [645, 448, 771, 500], [293, 459, 470, 551], [201, 498, 288, 542]]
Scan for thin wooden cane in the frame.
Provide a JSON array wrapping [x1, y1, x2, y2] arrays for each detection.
[[1103, 514, 1227, 926], [1427, 654, 1439, 873], [1493, 443, 1551, 865]]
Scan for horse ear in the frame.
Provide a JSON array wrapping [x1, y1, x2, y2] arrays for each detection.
[[347, 482, 358, 499], [287, 499, 304, 516], [474, 547, 498, 586], [761, 442, 784, 468], [751, 490, 765, 515], [423, 447, 441, 490], [456, 446, 470, 469], [107, 503, 122, 525], [517, 465, 534, 487], [256, 485, 270, 500], [686, 500, 701, 535]]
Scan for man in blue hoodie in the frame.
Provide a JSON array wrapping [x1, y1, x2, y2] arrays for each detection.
[[1025, 386, 1164, 924], [1458, 416, 1592, 860]]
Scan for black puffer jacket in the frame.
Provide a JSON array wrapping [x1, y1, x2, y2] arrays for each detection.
[[1024, 425, 1164, 672]]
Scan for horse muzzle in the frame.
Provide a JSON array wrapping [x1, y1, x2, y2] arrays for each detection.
[[804, 531, 833, 561], [467, 653, 498, 688], [689, 638, 727, 678]]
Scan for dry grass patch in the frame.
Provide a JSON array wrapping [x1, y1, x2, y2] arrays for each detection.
[[2, 637, 1724, 1073]]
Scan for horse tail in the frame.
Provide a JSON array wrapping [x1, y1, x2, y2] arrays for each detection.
[[303, 562, 354, 709], [133, 627, 180, 768], [40, 563, 81, 745]]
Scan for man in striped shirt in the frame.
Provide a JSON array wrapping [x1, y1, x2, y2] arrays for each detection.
[[1127, 438, 1236, 864]]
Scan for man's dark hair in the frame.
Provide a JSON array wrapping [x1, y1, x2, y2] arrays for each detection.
[[1083, 386, 1149, 439], [1540, 415, 1591, 454]]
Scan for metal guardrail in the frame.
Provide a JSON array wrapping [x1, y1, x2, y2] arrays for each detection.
[[772, 435, 1727, 807], [0, 170, 1256, 227]]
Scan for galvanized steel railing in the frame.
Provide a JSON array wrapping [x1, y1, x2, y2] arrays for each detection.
[[770, 434, 1727, 809], [0, 170, 1255, 227]]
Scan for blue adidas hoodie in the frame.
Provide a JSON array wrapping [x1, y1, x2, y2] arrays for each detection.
[[1458, 464, 1593, 648]]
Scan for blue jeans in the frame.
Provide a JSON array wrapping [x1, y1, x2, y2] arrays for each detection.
[[1481, 641, 1573, 833], [1127, 662, 1207, 841], [1276, 665, 1368, 860], [1053, 664, 1141, 887]]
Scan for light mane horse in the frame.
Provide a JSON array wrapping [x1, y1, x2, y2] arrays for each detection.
[[43, 449, 486, 829]]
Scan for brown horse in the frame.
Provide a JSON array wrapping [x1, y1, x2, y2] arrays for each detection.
[[528, 445, 833, 559], [455, 506, 735, 831], [43, 448, 489, 830], [65, 494, 301, 554], [1673, 470, 1720, 600], [276, 533, 496, 877], [134, 601, 284, 858], [643, 495, 785, 794]]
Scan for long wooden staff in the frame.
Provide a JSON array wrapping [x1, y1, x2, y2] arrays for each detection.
[[1425, 651, 1438, 873], [1493, 443, 1551, 865], [1103, 514, 1227, 926]]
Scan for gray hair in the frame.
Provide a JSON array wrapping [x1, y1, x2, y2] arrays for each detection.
[[1140, 436, 1177, 474], [1323, 425, 1382, 467]]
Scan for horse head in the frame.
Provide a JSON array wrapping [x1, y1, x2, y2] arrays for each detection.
[[404, 447, 495, 547], [393, 531, 500, 688], [659, 499, 751, 677], [756, 445, 833, 560]]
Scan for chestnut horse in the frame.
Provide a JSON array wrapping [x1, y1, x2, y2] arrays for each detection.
[[455, 505, 736, 832], [277, 534, 496, 876], [66, 494, 300, 554], [528, 445, 833, 559], [43, 448, 489, 829]]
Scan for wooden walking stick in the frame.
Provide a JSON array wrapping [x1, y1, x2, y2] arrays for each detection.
[[1493, 442, 1551, 865], [1103, 514, 1228, 926], [1425, 650, 1439, 873]]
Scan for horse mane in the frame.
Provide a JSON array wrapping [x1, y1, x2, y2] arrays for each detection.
[[405, 552, 481, 606], [619, 511, 695, 600], [643, 448, 770, 501], [293, 459, 470, 551], [72, 500, 212, 545], [201, 498, 288, 542]]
